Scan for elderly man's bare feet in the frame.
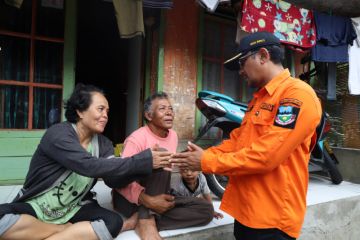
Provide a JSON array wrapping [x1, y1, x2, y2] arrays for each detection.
[[135, 216, 162, 240], [121, 212, 139, 232]]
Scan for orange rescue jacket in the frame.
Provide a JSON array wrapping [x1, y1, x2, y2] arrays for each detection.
[[201, 69, 322, 238]]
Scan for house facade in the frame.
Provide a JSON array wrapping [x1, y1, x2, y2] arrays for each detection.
[[1, 0, 359, 184]]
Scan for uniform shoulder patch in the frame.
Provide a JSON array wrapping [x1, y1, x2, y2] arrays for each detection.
[[279, 98, 302, 107], [274, 105, 300, 129]]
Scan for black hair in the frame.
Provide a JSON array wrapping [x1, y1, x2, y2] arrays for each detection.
[[262, 45, 285, 64], [64, 83, 104, 123], [143, 91, 169, 122]]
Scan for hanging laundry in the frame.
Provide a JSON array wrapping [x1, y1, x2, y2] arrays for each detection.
[[311, 12, 357, 63], [113, 0, 144, 38], [352, 17, 360, 46], [41, 0, 63, 9], [4, 0, 23, 8], [240, 0, 316, 50], [197, 0, 220, 12], [143, 0, 173, 9], [327, 62, 337, 100], [348, 17, 360, 95], [197, 0, 230, 12]]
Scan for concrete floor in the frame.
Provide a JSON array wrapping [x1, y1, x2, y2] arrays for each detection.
[[1, 176, 360, 239]]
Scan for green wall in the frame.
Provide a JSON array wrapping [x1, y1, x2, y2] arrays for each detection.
[[0, 131, 44, 184], [0, 0, 77, 185]]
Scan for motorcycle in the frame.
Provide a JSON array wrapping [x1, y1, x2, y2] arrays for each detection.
[[193, 90, 343, 199]]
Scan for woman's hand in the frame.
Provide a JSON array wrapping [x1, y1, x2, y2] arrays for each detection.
[[151, 144, 172, 170]]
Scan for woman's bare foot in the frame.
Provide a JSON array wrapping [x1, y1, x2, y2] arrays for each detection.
[[121, 212, 138, 232], [135, 216, 162, 240]]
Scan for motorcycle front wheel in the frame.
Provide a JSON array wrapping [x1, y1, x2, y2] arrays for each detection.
[[204, 174, 228, 199]]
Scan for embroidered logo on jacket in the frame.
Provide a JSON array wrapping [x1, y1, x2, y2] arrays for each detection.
[[274, 105, 300, 129]]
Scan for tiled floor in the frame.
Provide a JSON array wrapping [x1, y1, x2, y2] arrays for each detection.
[[1, 177, 360, 240], [307, 175, 360, 205]]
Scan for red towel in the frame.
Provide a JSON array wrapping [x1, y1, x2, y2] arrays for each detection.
[[241, 0, 316, 49]]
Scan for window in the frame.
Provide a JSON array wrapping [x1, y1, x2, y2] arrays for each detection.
[[200, 15, 252, 139], [0, 0, 64, 129], [202, 16, 239, 99]]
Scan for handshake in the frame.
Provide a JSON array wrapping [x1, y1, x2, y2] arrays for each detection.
[[150, 142, 203, 172]]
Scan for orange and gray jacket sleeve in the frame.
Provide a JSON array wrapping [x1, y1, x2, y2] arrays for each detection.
[[201, 88, 322, 176]]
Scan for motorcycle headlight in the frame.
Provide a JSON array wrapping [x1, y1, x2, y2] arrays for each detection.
[[203, 99, 226, 113]]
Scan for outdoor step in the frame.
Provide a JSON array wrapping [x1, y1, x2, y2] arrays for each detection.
[[1, 176, 360, 240]]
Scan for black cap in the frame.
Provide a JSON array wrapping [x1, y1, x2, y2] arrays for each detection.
[[224, 31, 281, 71]]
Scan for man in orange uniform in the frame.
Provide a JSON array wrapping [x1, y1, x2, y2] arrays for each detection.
[[170, 31, 322, 240]]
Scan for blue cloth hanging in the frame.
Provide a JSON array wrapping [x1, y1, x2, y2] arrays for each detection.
[[312, 11, 357, 62]]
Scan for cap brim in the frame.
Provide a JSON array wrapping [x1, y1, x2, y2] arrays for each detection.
[[224, 52, 243, 71]]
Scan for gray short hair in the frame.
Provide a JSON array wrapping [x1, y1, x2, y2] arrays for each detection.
[[144, 91, 169, 121]]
